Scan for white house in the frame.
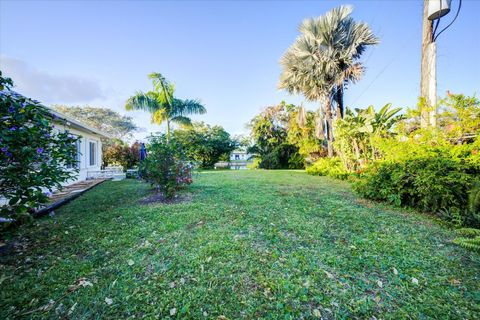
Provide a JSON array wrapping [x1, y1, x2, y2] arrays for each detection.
[[48, 109, 111, 185], [229, 149, 251, 161]]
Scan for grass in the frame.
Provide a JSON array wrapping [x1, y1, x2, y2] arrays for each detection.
[[1, 170, 479, 319]]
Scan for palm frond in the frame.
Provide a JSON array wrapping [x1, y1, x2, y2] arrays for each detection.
[[125, 91, 161, 113]]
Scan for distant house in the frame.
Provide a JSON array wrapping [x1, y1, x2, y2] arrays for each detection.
[[229, 149, 251, 161], [48, 109, 111, 184]]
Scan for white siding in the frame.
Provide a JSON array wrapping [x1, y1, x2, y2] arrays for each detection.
[[52, 123, 103, 186]]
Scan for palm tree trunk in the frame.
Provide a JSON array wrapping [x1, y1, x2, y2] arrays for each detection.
[[325, 99, 334, 158], [335, 85, 344, 119], [166, 120, 171, 142]]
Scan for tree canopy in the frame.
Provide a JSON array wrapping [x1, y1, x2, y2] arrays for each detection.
[[52, 105, 138, 140]]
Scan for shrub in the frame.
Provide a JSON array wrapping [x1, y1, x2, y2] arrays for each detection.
[[102, 140, 141, 170], [139, 135, 192, 199], [353, 156, 479, 226], [1, 88, 79, 220], [306, 157, 350, 180]]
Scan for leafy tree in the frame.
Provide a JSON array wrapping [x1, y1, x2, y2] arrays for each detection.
[[173, 122, 237, 169], [102, 141, 141, 170], [1, 79, 78, 220], [248, 102, 303, 169], [287, 106, 325, 163], [125, 73, 206, 140], [279, 5, 378, 156], [437, 92, 480, 142], [52, 105, 138, 140]]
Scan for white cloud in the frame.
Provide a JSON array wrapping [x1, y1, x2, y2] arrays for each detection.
[[0, 55, 104, 104]]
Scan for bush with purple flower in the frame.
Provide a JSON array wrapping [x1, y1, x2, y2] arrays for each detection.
[[1, 75, 79, 221]]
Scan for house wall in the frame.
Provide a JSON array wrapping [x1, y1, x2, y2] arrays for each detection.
[[230, 153, 250, 161], [52, 123, 103, 186]]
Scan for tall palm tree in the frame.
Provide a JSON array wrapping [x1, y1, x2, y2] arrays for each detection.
[[279, 5, 378, 156], [126, 73, 206, 140]]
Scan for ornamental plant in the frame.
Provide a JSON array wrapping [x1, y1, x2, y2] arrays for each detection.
[[139, 134, 192, 199], [0, 82, 79, 220]]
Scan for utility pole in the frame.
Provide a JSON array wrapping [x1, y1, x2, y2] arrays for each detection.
[[420, 0, 437, 128]]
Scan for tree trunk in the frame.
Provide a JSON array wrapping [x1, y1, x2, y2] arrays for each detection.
[[335, 85, 344, 119], [166, 120, 171, 142], [325, 99, 334, 158]]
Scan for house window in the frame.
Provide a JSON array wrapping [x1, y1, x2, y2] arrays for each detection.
[[67, 137, 81, 169], [89, 141, 97, 166], [235, 154, 240, 160]]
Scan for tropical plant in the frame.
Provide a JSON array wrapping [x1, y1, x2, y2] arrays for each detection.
[[1, 82, 79, 221], [287, 106, 325, 163], [173, 122, 237, 169], [139, 134, 192, 199], [334, 104, 403, 171], [279, 5, 378, 156], [125, 73, 206, 140]]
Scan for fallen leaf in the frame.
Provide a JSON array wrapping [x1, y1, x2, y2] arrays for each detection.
[[105, 297, 113, 305], [393, 267, 398, 275], [377, 280, 383, 288], [206, 256, 212, 263], [67, 302, 77, 316], [127, 259, 134, 266], [412, 277, 419, 285], [313, 308, 321, 318], [169, 281, 176, 288], [324, 271, 334, 279], [170, 308, 177, 316]]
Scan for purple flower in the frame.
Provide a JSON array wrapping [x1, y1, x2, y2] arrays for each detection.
[[1, 147, 7, 153], [9, 126, 17, 131], [43, 191, 52, 197], [36, 147, 44, 154], [8, 105, 15, 113]]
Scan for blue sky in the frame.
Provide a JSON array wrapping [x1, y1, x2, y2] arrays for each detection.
[[1, 0, 479, 140]]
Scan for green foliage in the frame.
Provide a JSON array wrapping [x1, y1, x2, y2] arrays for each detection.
[[353, 156, 479, 226], [52, 105, 138, 140], [306, 157, 349, 180], [173, 122, 237, 169], [249, 102, 304, 169], [437, 93, 480, 141], [102, 140, 141, 170], [453, 228, 480, 252], [139, 135, 192, 199], [334, 104, 404, 171], [287, 106, 325, 162], [1, 89, 79, 219]]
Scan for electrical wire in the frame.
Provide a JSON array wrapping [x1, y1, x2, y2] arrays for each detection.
[[434, 0, 462, 41]]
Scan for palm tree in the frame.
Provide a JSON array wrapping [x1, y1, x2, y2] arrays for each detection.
[[279, 5, 378, 156], [126, 73, 206, 140]]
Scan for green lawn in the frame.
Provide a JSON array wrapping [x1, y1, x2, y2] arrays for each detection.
[[1, 170, 479, 319]]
